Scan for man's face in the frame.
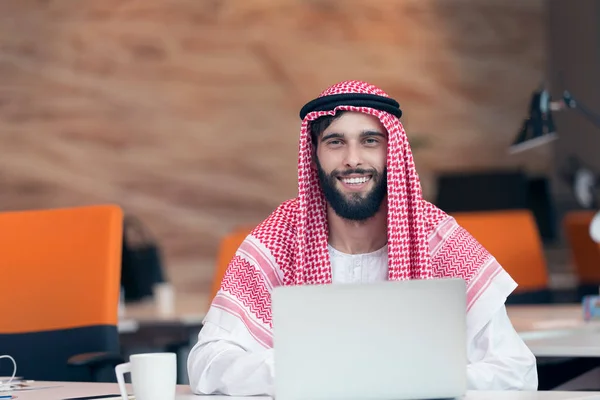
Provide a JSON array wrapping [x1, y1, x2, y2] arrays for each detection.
[[314, 112, 388, 221]]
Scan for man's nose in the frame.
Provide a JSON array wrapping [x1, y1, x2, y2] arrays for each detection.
[[343, 144, 363, 168]]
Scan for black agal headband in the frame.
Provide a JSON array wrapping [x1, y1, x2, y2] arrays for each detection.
[[299, 93, 402, 120]]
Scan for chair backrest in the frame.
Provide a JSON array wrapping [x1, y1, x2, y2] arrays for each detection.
[[452, 209, 549, 294], [563, 210, 600, 284], [210, 227, 253, 304], [0, 204, 123, 380]]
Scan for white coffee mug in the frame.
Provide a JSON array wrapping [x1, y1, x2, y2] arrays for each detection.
[[115, 352, 177, 400]]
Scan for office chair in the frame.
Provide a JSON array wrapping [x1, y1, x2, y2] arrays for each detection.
[[0, 204, 125, 382], [452, 209, 554, 303], [210, 226, 253, 307], [563, 210, 600, 298]]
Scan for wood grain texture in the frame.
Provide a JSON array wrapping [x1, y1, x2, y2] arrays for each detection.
[[0, 0, 547, 296]]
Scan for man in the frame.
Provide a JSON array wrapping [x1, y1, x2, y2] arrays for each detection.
[[188, 80, 538, 395]]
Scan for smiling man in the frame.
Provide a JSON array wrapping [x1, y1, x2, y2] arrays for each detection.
[[187, 81, 538, 395]]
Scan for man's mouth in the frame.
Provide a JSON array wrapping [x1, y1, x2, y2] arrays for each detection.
[[338, 175, 372, 185]]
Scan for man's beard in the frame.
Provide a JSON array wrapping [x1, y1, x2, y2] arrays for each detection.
[[315, 159, 387, 221]]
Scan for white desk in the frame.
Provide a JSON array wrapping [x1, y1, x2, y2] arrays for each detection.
[[12, 381, 600, 400], [117, 302, 600, 359], [118, 293, 207, 334], [117, 298, 584, 334], [505, 304, 600, 358], [507, 304, 588, 334], [11, 381, 195, 400], [521, 326, 600, 358], [118, 299, 584, 334]]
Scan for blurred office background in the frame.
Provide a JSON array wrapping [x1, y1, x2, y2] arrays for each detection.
[[2, 0, 600, 385]]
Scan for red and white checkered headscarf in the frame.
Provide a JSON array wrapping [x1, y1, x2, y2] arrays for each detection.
[[212, 80, 516, 348]]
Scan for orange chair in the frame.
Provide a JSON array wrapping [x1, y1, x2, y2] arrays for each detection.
[[452, 209, 551, 302], [0, 204, 124, 381], [210, 226, 253, 304], [563, 210, 600, 294]]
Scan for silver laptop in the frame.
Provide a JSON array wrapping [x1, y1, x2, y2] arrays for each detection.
[[272, 278, 467, 400]]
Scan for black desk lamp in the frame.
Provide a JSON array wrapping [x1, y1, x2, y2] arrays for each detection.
[[510, 88, 600, 154], [509, 87, 600, 240], [509, 88, 562, 154]]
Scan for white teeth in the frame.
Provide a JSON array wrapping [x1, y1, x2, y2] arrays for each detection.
[[342, 176, 370, 185]]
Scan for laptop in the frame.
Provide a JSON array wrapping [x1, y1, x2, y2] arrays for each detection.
[[272, 278, 467, 400]]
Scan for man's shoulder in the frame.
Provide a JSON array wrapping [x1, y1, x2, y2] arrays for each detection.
[[248, 198, 298, 264], [251, 198, 298, 237], [274, 197, 299, 213]]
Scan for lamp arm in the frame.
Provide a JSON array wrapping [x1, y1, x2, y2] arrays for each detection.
[[562, 90, 600, 130]]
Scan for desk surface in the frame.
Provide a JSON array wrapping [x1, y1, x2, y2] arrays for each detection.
[[120, 297, 584, 329], [505, 304, 600, 358], [522, 326, 600, 357], [12, 381, 600, 400], [119, 300, 585, 333], [121, 292, 207, 322], [506, 304, 586, 333], [118, 293, 207, 333], [118, 298, 600, 359]]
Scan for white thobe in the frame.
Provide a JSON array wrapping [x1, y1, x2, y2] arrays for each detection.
[[188, 244, 538, 396]]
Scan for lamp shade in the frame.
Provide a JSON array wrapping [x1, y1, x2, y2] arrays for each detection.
[[509, 88, 559, 154]]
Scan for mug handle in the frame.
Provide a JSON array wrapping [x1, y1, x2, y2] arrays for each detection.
[[115, 362, 131, 400]]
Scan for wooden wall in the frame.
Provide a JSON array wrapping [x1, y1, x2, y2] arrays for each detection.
[[0, 0, 546, 295]]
